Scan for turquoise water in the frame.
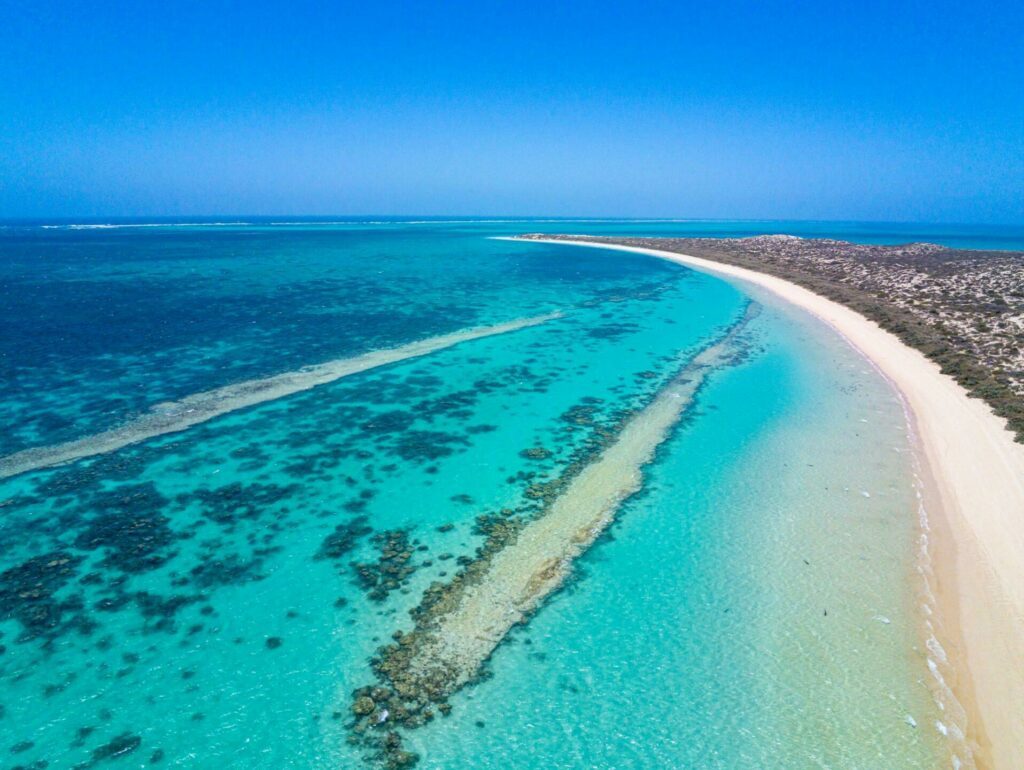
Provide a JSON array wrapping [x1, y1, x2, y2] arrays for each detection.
[[0, 221, 972, 768]]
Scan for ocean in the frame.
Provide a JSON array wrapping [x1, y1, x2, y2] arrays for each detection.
[[0, 219, 995, 768]]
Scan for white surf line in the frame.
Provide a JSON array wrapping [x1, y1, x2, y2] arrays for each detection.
[[400, 306, 755, 694], [0, 312, 561, 480]]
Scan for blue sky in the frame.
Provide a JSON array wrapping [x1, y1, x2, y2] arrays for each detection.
[[1, 0, 1022, 221]]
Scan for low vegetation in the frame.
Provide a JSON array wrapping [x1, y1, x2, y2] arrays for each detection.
[[522, 234, 1024, 443]]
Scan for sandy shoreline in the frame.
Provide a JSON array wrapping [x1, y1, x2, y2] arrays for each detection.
[[517, 237, 1024, 770]]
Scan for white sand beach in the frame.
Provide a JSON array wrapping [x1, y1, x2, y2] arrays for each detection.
[[526, 238, 1024, 770]]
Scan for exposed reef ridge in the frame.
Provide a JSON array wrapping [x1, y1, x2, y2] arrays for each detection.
[[348, 302, 759, 768], [0, 312, 561, 480]]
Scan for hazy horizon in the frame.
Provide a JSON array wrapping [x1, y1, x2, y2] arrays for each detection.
[[2, 1, 1023, 223], [3, 214, 1023, 228]]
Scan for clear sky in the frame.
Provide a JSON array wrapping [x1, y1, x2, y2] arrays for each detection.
[[1, 0, 1022, 222]]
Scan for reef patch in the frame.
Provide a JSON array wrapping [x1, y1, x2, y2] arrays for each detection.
[[0, 312, 561, 479], [347, 303, 760, 766]]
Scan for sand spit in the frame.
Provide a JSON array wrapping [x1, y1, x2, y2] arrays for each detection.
[[522, 238, 1024, 770], [0, 313, 560, 480], [418, 322, 749, 683], [349, 304, 757, 767]]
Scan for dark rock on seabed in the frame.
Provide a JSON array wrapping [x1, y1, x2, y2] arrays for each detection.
[[343, 305, 760, 768]]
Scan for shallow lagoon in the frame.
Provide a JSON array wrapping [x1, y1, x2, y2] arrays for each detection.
[[0, 222, 955, 768]]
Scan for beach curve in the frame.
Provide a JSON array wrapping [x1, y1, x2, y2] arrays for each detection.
[[515, 236, 1024, 770]]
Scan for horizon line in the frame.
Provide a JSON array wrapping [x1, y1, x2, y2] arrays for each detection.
[[2, 215, 1022, 228]]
